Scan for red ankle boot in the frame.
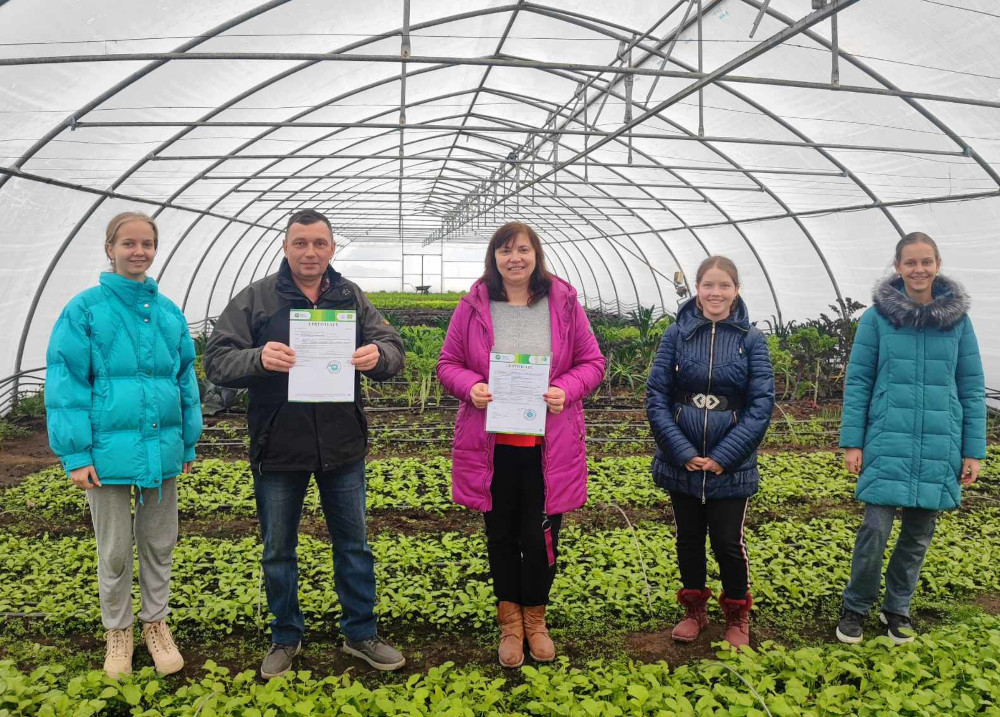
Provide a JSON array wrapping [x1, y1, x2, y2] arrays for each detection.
[[720, 592, 753, 650], [672, 588, 712, 642]]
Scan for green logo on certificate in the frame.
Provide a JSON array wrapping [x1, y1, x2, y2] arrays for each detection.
[[327, 360, 342, 374], [523, 409, 537, 421]]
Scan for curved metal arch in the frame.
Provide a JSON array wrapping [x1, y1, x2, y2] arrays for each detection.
[[15, 4, 533, 346], [7, 0, 299, 377], [250, 131, 645, 312], [537, 60, 834, 313], [196, 130, 621, 311], [747, 0, 1000, 189], [175, 96, 679, 315], [540, 0, 997, 311], [148, 11, 714, 311], [143, 9, 724, 313], [490, 8, 845, 313]]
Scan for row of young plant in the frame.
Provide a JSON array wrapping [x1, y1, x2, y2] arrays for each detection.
[[5, 614, 1000, 717], [6, 506, 1000, 633], [190, 295, 873, 412], [5, 449, 997, 523]]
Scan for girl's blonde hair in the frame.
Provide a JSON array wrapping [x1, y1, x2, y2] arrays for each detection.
[[105, 211, 158, 266]]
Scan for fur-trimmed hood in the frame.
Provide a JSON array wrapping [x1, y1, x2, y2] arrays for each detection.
[[872, 274, 970, 331]]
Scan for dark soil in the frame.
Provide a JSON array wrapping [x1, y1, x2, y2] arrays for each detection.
[[975, 594, 1000, 615], [0, 416, 56, 486]]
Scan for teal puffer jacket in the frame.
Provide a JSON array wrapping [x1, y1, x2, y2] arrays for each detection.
[[45, 272, 203, 490], [840, 275, 986, 510]]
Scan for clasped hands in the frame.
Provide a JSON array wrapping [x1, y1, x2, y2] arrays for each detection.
[[261, 341, 380, 373], [470, 383, 565, 414], [684, 456, 723, 474]]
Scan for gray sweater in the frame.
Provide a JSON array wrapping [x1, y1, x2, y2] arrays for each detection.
[[490, 296, 552, 356]]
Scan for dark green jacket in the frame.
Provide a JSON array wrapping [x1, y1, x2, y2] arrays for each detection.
[[840, 275, 986, 510]]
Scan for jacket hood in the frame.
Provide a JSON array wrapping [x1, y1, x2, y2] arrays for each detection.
[[873, 274, 969, 330], [675, 294, 751, 339]]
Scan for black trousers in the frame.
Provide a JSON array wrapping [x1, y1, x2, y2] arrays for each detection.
[[670, 491, 750, 599], [484, 445, 563, 606]]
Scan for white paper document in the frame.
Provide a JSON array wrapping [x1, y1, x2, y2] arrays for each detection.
[[485, 353, 551, 436], [287, 309, 357, 402]]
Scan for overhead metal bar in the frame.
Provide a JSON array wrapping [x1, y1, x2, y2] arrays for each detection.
[[146, 136, 968, 160], [8, 51, 1000, 112], [207, 164, 847, 179], [0, 165, 276, 230]]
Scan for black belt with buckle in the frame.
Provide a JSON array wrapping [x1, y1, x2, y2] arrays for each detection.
[[674, 392, 744, 411]]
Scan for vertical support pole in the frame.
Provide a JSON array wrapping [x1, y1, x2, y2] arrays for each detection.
[[581, 82, 589, 181], [697, 0, 704, 137], [624, 39, 634, 166], [831, 9, 840, 85], [399, 0, 410, 290]]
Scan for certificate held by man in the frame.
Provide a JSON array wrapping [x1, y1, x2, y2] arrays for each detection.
[[288, 309, 357, 402], [486, 353, 551, 436]]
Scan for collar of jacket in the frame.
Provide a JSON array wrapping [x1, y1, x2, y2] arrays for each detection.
[[675, 294, 750, 340], [99, 271, 158, 305], [462, 275, 577, 325], [275, 257, 350, 303], [873, 274, 969, 330]]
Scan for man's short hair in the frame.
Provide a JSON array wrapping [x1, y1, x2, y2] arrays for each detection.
[[285, 209, 333, 237]]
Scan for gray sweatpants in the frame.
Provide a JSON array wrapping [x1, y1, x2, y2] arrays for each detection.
[[86, 479, 178, 630]]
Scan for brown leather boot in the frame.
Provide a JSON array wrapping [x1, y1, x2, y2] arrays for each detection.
[[671, 588, 712, 642], [522, 605, 555, 662], [497, 602, 524, 668], [720, 592, 753, 650]]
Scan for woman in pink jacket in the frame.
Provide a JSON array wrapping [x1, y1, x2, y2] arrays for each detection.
[[437, 222, 605, 668]]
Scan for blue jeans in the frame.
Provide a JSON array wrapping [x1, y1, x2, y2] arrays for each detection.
[[253, 461, 377, 645], [842, 503, 938, 617]]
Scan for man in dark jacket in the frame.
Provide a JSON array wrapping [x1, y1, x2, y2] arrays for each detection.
[[204, 209, 405, 677]]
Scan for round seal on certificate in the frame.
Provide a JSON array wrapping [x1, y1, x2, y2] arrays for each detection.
[[326, 360, 342, 374], [523, 408, 538, 422]]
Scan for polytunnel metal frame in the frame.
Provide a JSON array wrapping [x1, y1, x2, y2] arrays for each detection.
[[3, 0, 1000, 406]]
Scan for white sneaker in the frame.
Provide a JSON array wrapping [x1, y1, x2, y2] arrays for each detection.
[[104, 628, 133, 679], [142, 620, 184, 675]]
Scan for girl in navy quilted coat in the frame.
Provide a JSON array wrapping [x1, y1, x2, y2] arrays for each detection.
[[646, 256, 774, 650], [45, 212, 202, 680]]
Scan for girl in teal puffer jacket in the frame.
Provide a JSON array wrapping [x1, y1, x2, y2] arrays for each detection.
[[45, 212, 202, 679], [836, 232, 986, 647]]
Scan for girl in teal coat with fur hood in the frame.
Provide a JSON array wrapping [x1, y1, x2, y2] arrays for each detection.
[[45, 212, 202, 680], [836, 232, 986, 646]]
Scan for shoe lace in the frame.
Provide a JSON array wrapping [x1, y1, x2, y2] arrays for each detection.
[[145, 621, 175, 653], [269, 643, 297, 658], [107, 630, 130, 659]]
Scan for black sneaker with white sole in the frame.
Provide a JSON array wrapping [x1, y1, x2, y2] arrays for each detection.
[[260, 641, 301, 679], [836, 608, 864, 644], [342, 637, 406, 671], [880, 611, 915, 645]]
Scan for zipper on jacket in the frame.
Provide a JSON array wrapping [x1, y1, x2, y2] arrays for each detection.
[[702, 322, 717, 505]]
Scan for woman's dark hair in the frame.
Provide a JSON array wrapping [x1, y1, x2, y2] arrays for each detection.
[[894, 231, 941, 264], [480, 221, 553, 306]]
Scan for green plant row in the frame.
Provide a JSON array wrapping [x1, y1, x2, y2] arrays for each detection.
[[368, 291, 465, 310], [5, 449, 997, 522], [5, 508, 1000, 633], [5, 615, 1000, 716]]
